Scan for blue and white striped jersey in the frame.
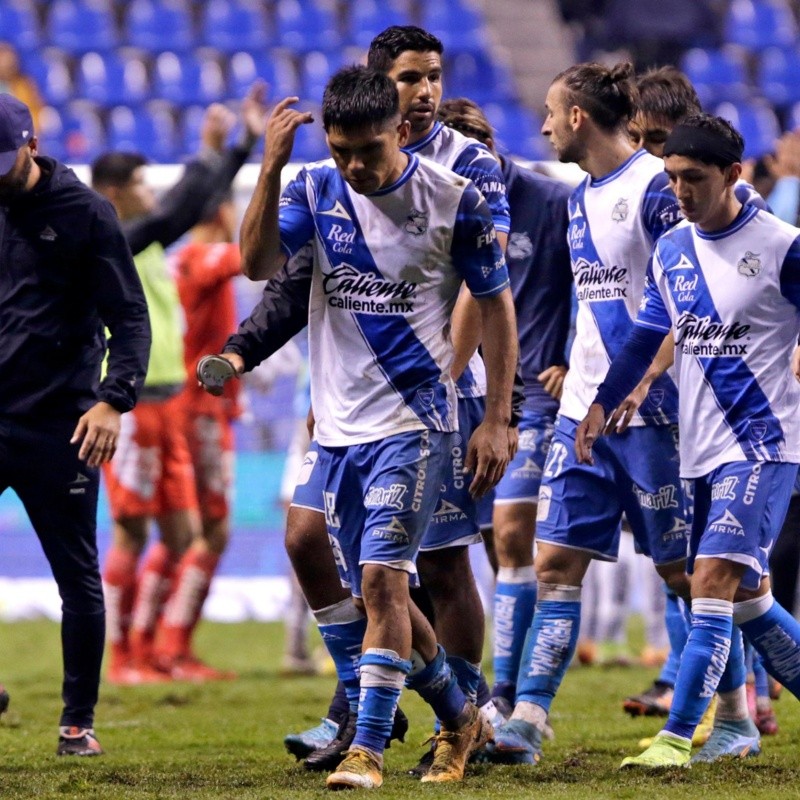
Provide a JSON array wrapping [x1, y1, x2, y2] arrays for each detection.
[[408, 122, 511, 399], [560, 148, 682, 425], [636, 206, 800, 477], [279, 153, 509, 446]]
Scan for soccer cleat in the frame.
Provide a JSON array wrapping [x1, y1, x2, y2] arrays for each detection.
[[57, 726, 104, 756], [165, 655, 237, 683], [487, 718, 543, 765], [690, 718, 761, 764], [305, 707, 408, 772], [623, 680, 673, 717], [755, 707, 779, 736], [406, 739, 436, 778], [285, 718, 339, 760], [0, 684, 9, 717], [421, 703, 494, 783], [620, 733, 690, 769], [638, 695, 717, 750], [326, 748, 383, 790], [106, 663, 171, 686]]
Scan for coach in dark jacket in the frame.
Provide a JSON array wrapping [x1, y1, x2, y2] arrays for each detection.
[[0, 94, 150, 755]]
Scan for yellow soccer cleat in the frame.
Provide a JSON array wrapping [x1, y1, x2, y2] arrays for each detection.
[[326, 748, 383, 790], [621, 733, 691, 769], [638, 694, 718, 750], [421, 704, 493, 783]]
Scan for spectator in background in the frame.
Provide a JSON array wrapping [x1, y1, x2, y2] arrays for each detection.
[[0, 42, 42, 130]]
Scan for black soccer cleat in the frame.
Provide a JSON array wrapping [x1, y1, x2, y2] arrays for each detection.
[[56, 726, 104, 756], [0, 684, 9, 718], [623, 680, 674, 717]]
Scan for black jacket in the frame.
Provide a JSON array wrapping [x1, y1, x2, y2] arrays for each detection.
[[0, 157, 151, 420]]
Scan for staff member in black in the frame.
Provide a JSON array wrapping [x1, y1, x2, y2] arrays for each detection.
[[0, 94, 150, 755]]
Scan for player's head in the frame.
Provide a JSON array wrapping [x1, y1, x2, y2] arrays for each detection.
[[91, 151, 155, 219], [0, 93, 37, 202], [368, 26, 444, 137], [437, 97, 496, 155], [542, 61, 637, 164], [322, 66, 410, 195], [662, 113, 743, 226], [632, 66, 702, 156]]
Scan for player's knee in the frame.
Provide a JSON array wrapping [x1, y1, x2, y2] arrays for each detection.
[[113, 517, 148, 553], [201, 517, 229, 554], [417, 548, 469, 596], [57, 573, 105, 615], [657, 565, 690, 600], [284, 508, 326, 567], [534, 545, 582, 586], [360, 565, 407, 613]]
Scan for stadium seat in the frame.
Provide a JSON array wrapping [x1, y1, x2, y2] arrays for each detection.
[[758, 46, 800, 108], [275, 0, 342, 53], [724, 0, 797, 52], [681, 47, 750, 106], [345, 0, 412, 49], [179, 103, 205, 158], [22, 49, 74, 109], [46, 0, 118, 54], [300, 51, 345, 104], [200, 0, 272, 54], [484, 102, 547, 160], [227, 50, 300, 100], [447, 50, 516, 105], [37, 105, 67, 161], [715, 99, 781, 159], [107, 102, 179, 162], [0, 1, 41, 54], [126, 0, 195, 54], [420, 0, 486, 52], [62, 100, 107, 163], [152, 51, 225, 107], [76, 51, 150, 108]]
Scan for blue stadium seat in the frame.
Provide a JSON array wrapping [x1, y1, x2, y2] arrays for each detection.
[[0, 1, 41, 54], [275, 0, 342, 53], [22, 49, 73, 108], [345, 0, 411, 49], [484, 102, 547, 160], [46, 0, 118, 54], [759, 46, 800, 108], [37, 105, 67, 161], [200, 0, 272, 54], [107, 102, 178, 162], [724, 0, 797, 52], [126, 0, 195, 54], [227, 50, 300, 100], [62, 101, 107, 163], [291, 106, 327, 161], [179, 103, 205, 157], [76, 51, 150, 108], [715, 99, 781, 158], [446, 50, 516, 104], [681, 47, 750, 106], [152, 51, 225, 107], [420, 0, 485, 52], [300, 51, 345, 104]]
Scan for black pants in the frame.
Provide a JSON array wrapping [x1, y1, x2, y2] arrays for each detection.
[[771, 493, 800, 616], [0, 416, 105, 728]]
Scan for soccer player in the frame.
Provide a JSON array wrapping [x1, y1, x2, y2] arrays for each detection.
[[577, 113, 800, 768], [239, 66, 517, 788], [93, 88, 266, 685], [435, 97, 573, 714], [0, 94, 151, 753], [489, 62, 692, 766]]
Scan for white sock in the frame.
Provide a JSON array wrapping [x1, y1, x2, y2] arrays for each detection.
[[715, 686, 749, 722], [511, 700, 548, 731]]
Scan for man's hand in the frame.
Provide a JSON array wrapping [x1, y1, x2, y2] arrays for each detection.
[[241, 80, 269, 144], [575, 403, 607, 465], [201, 103, 237, 153], [507, 425, 519, 462], [465, 420, 510, 498], [71, 401, 121, 467], [765, 131, 800, 179], [538, 365, 567, 400], [604, 381, 648, 435], [263, 97, 314, 172], [198, 353, 244, 396]]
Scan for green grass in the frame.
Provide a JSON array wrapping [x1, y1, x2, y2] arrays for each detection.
[[0, 620, 799, 799]]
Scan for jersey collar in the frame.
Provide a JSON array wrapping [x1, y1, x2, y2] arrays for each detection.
[[589, 148, 647, 188], [404, 122, 442, 154], [695, 204, 759, 240], [369, 153, 420, 196]]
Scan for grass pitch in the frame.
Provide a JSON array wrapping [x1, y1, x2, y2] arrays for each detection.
[[0, 620, 799, 799]]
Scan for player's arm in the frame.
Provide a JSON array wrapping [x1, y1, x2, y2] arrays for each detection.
[[779, 235, 800, 382], [240, 98, 314, 280], [76, 200, 152, 466]]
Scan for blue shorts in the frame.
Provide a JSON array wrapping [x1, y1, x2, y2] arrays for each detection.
[[318, 430, 452, 598], [536, 416, 687, 565], [494, 408, 555, 505], [685, 461, 798, 591], [421, 396, 492, 550], [291, 440, 325, 513]]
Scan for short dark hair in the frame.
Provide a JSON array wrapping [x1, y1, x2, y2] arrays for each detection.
[[667, 112, 744, 167], [636, 66, 701, 124], [438, 97, 493, 145], [91, 151, 147, 189], [554, 61, 638, 131], [322, 66, 400, 132], [367, 25, 443, 73]]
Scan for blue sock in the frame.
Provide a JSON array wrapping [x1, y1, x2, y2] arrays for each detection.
[[493, 566, 537, 694], [736, 592, 800, 698], [664, 598, 733, 741], [314, 600, 368, 712], [446, 656, 481, 705], [353, 648, 411, 755], [717, 625, 746, 694], [406, 644, 467, 725], [658, 590, 688, 687], [514, 583, 581, 714], [476, 671, 492, 707]]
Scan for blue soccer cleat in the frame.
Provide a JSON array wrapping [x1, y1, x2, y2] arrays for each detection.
[[283, 717, 338, 760], [487, 718, 543, 765], [690, 718, 761, 764]]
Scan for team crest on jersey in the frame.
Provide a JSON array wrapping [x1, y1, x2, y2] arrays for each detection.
[[611, 197, 629, 222], [405, 208, 428, 235], [749, 421, 768, 441], [648, 388, 664, 408], [507, 231, 533, 260], [417, 388, 434, 407], [737, 251, 762, 277]]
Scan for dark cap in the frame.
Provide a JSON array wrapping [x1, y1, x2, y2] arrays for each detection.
[[0, 94, 33, 175]]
